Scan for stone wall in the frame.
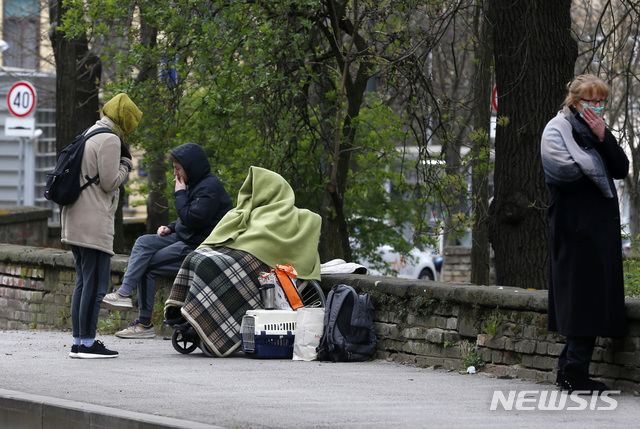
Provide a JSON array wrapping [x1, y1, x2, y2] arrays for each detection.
[[440, 245, 495, 284], [322, 273, 640, 392], [0, 244, 173, 335], [0, 207, 53, 248], [0, 205, 149, 252], [1, 243, 639, 392]]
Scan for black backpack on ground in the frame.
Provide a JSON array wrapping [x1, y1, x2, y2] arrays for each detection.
[[316, 284, 376, 362], [44, 128, 115, 206]]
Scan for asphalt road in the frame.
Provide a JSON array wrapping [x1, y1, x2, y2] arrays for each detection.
[[1, 330, 639, 428]]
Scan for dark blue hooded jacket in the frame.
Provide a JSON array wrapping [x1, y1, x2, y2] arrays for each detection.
[[167, 143, 233, 245]]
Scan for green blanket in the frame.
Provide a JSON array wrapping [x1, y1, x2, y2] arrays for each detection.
[[199, 166, 321, 279]]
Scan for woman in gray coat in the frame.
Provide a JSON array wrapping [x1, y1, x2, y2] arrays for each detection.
[[541, 74, 628, 393], [62, 93, 142, 359]]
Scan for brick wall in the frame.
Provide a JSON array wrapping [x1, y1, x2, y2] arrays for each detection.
[[1, 243, 639, 392], [440, 245, 495, 284], [321, 273, 640, 392], [0, 244, 173, 335]]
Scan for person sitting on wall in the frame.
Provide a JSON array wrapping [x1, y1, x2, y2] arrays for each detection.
[[102, 142, 233, 339], [164, 166, 322, 356]]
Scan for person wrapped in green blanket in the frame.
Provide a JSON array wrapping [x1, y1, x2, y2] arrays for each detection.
[[164, 166, 321, 357]]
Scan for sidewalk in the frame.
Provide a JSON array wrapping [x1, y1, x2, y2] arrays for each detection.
[[1, 330, 639, 428]]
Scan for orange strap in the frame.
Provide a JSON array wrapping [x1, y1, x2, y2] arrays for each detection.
[[275, 264, 303, 310]]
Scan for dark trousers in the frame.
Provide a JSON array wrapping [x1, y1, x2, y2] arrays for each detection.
[[71, 245, 111, 339], [558, 336, 596, 375]]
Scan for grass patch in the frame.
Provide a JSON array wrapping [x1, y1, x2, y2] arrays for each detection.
[[459, 340, 485, 369], [482, 308, 502, 338], [98, 310, 122, 335]]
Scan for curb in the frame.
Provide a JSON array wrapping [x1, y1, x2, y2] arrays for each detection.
[[0, 389, 221, 429]]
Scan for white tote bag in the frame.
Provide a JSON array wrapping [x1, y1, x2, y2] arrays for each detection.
[[292, 307, 325, 361]]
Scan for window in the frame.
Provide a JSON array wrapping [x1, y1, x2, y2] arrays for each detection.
[[3, 0, 40, 70]]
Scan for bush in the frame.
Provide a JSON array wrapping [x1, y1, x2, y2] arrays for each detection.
[[624, 259, 640, 298]]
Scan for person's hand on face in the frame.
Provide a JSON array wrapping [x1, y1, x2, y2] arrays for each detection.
[[578, 95, 606, 142], [175, 175, 187, 192], [173, 161, 188, 192], [583, 106, 605, 142]]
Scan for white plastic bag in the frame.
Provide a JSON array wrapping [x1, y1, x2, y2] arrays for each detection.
[[292, 307, 325, 361]]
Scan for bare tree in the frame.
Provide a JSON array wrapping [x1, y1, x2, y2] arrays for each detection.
[[470, 2, 493, 285], [571, 1, 640, 243]]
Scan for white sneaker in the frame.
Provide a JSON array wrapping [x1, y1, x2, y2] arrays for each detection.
[[116, 319, 156, 339], [102, 290, 133, 310]]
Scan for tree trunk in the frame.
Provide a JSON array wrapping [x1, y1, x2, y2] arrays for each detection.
[[318, 4, 372, 263], [442, 136, 465, 247], [316, 73, 342, 262], [50, 1, 130, 251], [49, 0, 76, 154], [470, 3, 493, 285], [627, 176, 639, 241], [49, 0, 101, 149], [320, 87, 366, 262], [624, 116, 640, 241], [487, 0, 577, 289], [137, 2, 169, 233], [74, 42, 101, 131], [145, 154, 170, 233]]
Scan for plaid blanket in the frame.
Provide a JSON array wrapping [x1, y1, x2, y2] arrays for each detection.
[[164, 246, 269, 357]]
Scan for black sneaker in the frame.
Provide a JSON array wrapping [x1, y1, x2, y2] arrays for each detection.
[[76, 340, 119, 359], [69, 344, 79, 358]]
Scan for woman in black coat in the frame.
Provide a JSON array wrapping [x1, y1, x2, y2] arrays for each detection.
[[541, 74, 629, 393]]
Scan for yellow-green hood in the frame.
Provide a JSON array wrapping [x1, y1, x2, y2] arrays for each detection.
[[199, 166, 321, 279], [102, 93, 143, 136]]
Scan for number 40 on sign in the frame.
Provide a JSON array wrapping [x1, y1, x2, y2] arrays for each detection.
[[7, 81, 37, 118]]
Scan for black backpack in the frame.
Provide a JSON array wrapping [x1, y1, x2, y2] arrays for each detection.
[[316, 284, 376, 362], [44, 128, 115, 206]]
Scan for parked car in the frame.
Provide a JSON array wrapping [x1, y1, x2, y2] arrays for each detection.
[[359, 245, 439, 281]]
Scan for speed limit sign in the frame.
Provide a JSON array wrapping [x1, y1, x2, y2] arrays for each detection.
[[7, 81, 37, 117]]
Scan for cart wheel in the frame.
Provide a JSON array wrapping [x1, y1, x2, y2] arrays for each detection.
[[296, 279, 326, 308], [171, 329, 198, 354], [200, 340, 216, 357]]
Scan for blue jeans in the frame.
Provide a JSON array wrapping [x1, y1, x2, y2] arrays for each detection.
[[71, 245, 111, 339], [120, 233, 195, 319]]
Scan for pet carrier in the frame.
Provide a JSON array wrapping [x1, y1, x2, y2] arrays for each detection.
[[241, 309, 299, 358]]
